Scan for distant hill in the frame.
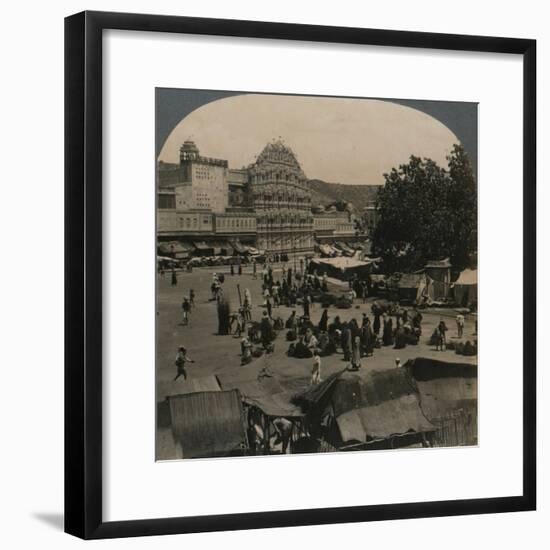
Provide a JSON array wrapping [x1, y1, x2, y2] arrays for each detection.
[[307, 179, 382, 211], [158, 162, 382, 211]]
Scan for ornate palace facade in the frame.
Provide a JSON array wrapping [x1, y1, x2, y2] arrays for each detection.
[[158, 140, 316, 257], [248, 141, 313, 256]]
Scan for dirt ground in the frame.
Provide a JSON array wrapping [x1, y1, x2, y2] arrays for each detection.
[[156, 264, 478, 459]]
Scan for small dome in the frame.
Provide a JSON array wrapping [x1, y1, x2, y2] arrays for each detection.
[[254, 139, 304, 174], [180, 140, 200, 155]]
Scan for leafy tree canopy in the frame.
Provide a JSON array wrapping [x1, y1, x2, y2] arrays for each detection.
[[372, 144, 477, 272]]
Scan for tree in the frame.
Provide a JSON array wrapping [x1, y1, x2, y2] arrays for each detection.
[[372, 144, 477, 272]]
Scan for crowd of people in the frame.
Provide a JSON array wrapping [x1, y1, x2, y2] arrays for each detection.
[[284, 300, 424, 378], [166, 259, 474, 388]]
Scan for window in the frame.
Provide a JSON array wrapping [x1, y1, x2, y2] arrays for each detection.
[[158, 194, 176, 209]]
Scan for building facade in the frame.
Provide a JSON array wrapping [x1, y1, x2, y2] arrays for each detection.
[[313, 210, 356, 241], [248, 141, 314, 256], [157, 140, 364, 258]]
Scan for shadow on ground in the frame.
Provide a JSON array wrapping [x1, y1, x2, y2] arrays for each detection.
[[33, 512, 64, 531]]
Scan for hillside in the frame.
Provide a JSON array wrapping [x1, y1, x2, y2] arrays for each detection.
[[158, 162, 382, 211], [307, 179, 382, 211]]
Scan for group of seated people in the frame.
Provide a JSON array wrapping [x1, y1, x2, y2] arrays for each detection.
[[285, 311, 378, 360]]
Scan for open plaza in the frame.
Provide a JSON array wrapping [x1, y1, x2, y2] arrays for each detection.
[[156, 263, 478, 460]]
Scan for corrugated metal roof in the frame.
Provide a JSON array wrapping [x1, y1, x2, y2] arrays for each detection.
[[159, 375, 221, 400], [168, 390, 247, 458]]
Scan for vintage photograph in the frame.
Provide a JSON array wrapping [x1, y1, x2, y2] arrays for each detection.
[[155, 90, 478, 460]]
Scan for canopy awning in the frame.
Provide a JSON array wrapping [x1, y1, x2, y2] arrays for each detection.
[[454, 268, 478, 286], [397, 273, 425, 289], [158, 241, 193, 255], [193, 241, 213, 251], [157, 255, 179, 263], [229, 240, 247, 254], [244, 391, 305, 418], [319, 244, 334, 256], [425, 257, 451, 269], [336, 394, 436, 441]]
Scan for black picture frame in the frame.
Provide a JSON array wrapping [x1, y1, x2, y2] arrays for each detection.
[[65, 10, 537, 540]]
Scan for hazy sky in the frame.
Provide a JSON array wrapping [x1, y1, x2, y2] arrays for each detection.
[[158, 94, 459, 186]]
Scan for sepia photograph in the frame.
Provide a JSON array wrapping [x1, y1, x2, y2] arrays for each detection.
[[155, 90, 478, 461]]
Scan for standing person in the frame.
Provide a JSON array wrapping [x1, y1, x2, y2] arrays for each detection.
[[321, 272, 328, 292], [260, 311, 273, 350], [303, 293, 311, 318], [233, 308, 245, 337], [181, 297, 191, 326], [272, 283, 280, 307], [173, 346, 194, 381], [382, 314, 394, 346], [436, 319, 448, 351], [189, 289, 195, 309], [456, 313, 465, 338], [349, 318, 360, 339], [252, 258, 257, 279], [243, 288, 252, 321], [311, 353, 322, 385], [272, 417, 293, 454], [341, 322, 352, 361], [364, 318, 375, 357], [303, 328, 319, 356], [351, 336, 362, 370], [171, 268, 178, 287], [362, 281, 369, 303], [238, 262, 242, 275], [211, 273, 218, 300], [318, 308, 329, 332], [264, 288, 273, 319], [265, 294, 273, 319], [230, 263, 235, 276], [286, 310, 298, 330], [240, 337, 252, 365], [373, 308, 381, 336], [412, 307, 422, 334]]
